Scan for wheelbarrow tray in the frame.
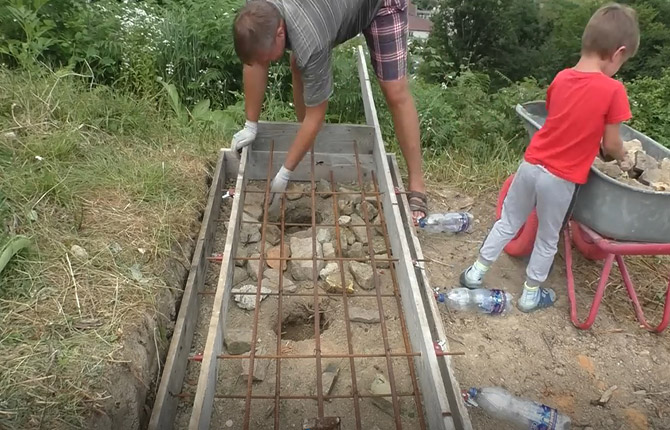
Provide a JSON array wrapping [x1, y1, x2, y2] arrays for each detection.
[[515, 100, 670, 243]]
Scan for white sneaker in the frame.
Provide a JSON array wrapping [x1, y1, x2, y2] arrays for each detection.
[[459, 266, 482, 289]]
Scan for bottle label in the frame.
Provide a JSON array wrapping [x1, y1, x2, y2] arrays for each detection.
[[530, 404, 558, 430], [458, 213, 470, 233], [486, 289, 507, 315]]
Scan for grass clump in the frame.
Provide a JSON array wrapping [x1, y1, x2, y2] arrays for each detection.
[[0, 69, 229, 428]]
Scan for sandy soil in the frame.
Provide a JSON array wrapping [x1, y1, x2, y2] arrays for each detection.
[[420, 186, 670, 430]]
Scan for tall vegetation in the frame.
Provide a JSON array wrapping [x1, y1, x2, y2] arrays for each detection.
[[1, 0, 669, 427]]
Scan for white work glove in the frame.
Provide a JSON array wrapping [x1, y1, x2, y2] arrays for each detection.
[[231, 120, 257, 153], [265, 165, 292, 220]]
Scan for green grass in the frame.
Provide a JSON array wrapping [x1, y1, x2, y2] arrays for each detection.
[[0, 69, 231, 428]]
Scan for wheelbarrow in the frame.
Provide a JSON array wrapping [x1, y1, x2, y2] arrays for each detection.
[[497, 101, 670, 333]]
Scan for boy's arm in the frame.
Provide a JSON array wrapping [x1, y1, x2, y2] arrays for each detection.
[[601, 83, 633, 167], [602, 123, 628, 162]]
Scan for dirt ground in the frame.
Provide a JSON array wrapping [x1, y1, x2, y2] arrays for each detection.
[[174, 180, 424, 429], [170, 179, 669, 430], [420, 186, 670, 430]]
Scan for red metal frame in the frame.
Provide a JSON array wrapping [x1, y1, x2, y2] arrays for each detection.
[[564, 222, 670, 333]]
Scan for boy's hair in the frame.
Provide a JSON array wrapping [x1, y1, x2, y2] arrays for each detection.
[[233, 1, 282, 65], [582, 3, 640, 59]]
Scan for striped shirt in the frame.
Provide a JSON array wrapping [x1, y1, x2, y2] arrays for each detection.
[[267, 0, 383, 107]]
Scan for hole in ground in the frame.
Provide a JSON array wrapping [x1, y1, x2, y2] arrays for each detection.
[[277, 307, 330, 342]]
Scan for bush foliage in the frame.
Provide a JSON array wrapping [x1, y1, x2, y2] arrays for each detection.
[[1, 0, 669, 149]]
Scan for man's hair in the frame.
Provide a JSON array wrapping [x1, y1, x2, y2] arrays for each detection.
[[582, 3, 640, 59], [233, 1, 282, 65]]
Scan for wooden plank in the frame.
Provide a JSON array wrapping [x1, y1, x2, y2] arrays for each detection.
[[356, 44, 461, 430], [254, 121, 375, 154], [148, 149, 228, 430], [387, 154, 473, 430], [246, 150, 375, 182], [189, 148, 249, 430]]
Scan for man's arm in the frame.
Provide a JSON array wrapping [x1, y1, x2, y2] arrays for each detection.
[[283, 100, 328, 170], [243, 63, 269, 122]]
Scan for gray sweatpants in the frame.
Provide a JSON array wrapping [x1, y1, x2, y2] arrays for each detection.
[[479, 161, 577, 286]]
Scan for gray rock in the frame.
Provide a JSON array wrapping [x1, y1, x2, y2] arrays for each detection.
[[371, 215, 384, 236], [640, 167, 670, 189], [349, 306, 381, 323], [370, 373, 393, 416], [350, 262, 374, 290], [241, 346, 270, 381], [339, 188, 362, 205], [289, 236, 323, 281], [316, 178, 332, 198], [634, 150, 659, 173], [234, 266, 249, 285], [322, 242, 336, 259], [319, 262, 340, 280], [3, 131, 17, 141], [285, 205, 315, 224], [593, 157, 623, 179], [372, 236, 386, 255], [338, 215, 351, 226], [248, 253, 263, 281], [349, 214, 368, 244], [263, 269, 295, 289], [346, 242, 365, 259], [357, 201, 378, 220], [70, 245, 88, 260], [320, 363, 339, 395], [235, 246, 248, 267], [244, 206, 263, 221], [375, 253, 391, 269], [286, 183, 304, 201], [339, 228, 355, 251], [240, 223, 262, 244], [225, 328, 252, 355], [316, 227, 332, 244], [232, 284, 272, 310], [346, 229, 356, 245], [265, 224, 282, 246], [284, 284, 298, 293], [338, 199, 354, 216]]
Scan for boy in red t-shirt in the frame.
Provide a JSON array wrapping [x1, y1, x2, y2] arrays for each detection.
[[459, 3, 640, 312]]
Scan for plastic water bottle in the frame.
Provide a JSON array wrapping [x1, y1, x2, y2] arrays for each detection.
[[444, 287, 513, 315], [418, 212, 474, 234], [463, 387, 571, 430]]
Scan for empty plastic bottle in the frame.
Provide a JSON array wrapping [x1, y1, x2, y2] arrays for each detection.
[[463, 387, 571, 430], [418, 212, 474, 234], [444, 287, 513, 315]]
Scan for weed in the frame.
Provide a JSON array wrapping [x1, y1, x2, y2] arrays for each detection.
[[0, 69, 223, 428]]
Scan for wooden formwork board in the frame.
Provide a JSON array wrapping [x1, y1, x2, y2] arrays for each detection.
[[356, 45, 470, 430], [387, 154, 473, 430], [189, 145, 250, 430], [148, 149, 229, 430]]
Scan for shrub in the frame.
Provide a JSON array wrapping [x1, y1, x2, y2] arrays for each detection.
[[627, 68, 670, 147]]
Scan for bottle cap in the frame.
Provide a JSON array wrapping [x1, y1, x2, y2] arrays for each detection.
[[462, 388, 480, 407], [418, 217, 427, 228]]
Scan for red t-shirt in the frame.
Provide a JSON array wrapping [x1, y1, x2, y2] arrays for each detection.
[[524, 69, 632, 184]]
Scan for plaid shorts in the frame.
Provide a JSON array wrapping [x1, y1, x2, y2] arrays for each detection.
[[362, 0, 408, 82]]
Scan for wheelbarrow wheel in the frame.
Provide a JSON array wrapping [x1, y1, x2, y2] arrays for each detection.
[[496, 174, 538, 257], [570, 221, 608, 261]]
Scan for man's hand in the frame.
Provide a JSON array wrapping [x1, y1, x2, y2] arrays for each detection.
[[264, 165, 292, 220], [231, 120, 258, 153]]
